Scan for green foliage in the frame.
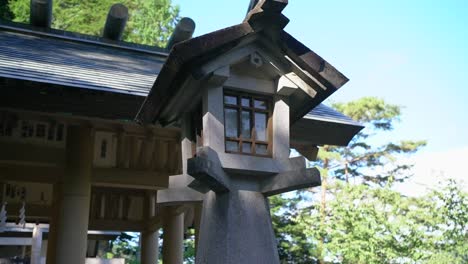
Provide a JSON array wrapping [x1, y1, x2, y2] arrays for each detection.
[[0, 0, 14, 20], [305, 182, 412, 263], [333, 97, 401, 131], [323, 97, 427, 185], [107, 233, 140, 263], [184, 228, 196, 264], [273, 180, 467, 263], [270, 194, 320, 263], [123, 0, 179, 46], [422, 180, 468, 263], [7, 0, 179, 46], [271, 97, 460, 264]]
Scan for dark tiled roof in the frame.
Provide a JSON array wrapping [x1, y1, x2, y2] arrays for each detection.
[[0, 27, 166, 96], [291, 104, 364, 147], [305, 104, 362, 127], [0, 23, 363, 144]]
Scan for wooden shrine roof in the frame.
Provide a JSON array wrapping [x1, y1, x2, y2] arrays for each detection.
[[0, 20, 362, 146], [0, 23, 166, 96]]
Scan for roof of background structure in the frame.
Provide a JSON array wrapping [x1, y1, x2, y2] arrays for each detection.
[[291, 104, 364, 146], [0, 22, 363, 145], [305, 104, 362, 127], [0, 24, 166, 96]]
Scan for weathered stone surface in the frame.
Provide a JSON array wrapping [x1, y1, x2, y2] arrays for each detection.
[[196, 190, 279, 264], [273, 98, 290, 160], [261, 167, 320, 196], [197, 146, 280, 176], [187, 179, 211, 194], [187, 156, 230, 193], [158, 174, 204, 205], [157, 185, 204, 205], [138, 2, 353, 262], [188, 149, 321, 263]]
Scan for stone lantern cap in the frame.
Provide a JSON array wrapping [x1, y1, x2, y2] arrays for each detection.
[[136, 0, 349, 126]]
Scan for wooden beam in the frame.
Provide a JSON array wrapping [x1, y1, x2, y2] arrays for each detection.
[[208, 66, 230, 86], [0, 237, 32, 246], [280, 31, 349, 90], [6, 203, 51, 218], [0, 166, 170, 189], [154, 140, 169, 171], [224, 72, 275, 94], [87, 234, 120, 241], [0, 141, 66, 166], [89, 219, 144, 232], [193, 44, 256, 80], [128, 136, 140, 169], [93, 168, 169, 189], [116, 130, 128, 169], [0, 108, 180, 139], [141, 135, 156, 170], [0, 165, 61, 183], [277, 73, 298, 96], [146, 216, 163, 232], [167, 141, 181, 174], [282, 72, 317, 98]]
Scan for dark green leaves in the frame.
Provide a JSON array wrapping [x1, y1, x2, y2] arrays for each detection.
[[326, 97, 427, 185], [0, 0, 14, 20], [272, 180, 467, 263], [6, 0, 180, 47]]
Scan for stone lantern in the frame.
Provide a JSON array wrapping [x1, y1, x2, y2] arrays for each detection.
[[137, 1, 362, 263]]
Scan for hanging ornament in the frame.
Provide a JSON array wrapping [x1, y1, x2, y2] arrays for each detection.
[[0, 202, 7, 233], [19, 201, 26, 228]]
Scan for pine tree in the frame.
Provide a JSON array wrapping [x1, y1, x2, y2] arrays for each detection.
[[272, 97, 427, 263], [322, 97, 426, 185], [0, 0, 14, 20], [6, 0, 180, 46]]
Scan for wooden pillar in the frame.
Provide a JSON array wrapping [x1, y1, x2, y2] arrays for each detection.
[[45, 184, 60, 264], [181, 114, 194, 175], [194, 204, 202, 251], [31, 225, 43, 264], [141, 189, 159, 264], [53, 126, 93, 264], [21, 245, 26, 258], [163, 207, 184, 264], [141, 229, 160, 264]]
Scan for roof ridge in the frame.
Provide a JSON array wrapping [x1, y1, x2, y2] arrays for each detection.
[[0, 20, 169, 57]]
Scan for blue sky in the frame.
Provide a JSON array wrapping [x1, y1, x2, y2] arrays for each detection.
[[173, 0, 468, 156]]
